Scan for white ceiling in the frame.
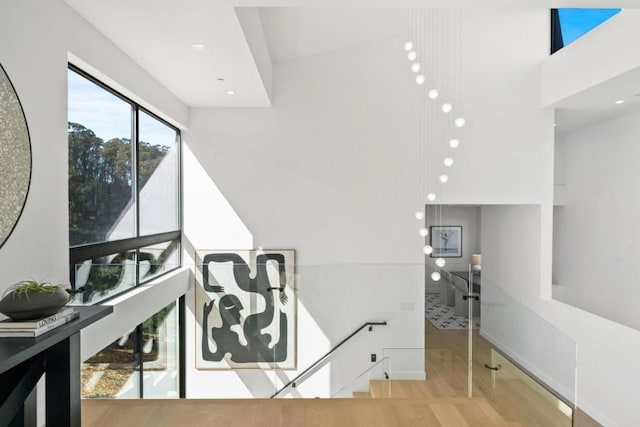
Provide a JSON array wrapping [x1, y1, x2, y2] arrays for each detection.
[[64, 0, 640, 125], [63, 1, 413, 108], [232, 1, 639, 6], [64, 0, 272, 107], [555, 67, 640, 133], [259, 8, 405, 63]]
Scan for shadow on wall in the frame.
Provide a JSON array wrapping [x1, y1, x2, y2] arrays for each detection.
[[182, 145, 324, 397], [182, 143, 423, 398]]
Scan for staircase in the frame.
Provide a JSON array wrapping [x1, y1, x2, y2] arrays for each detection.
[[368, 379, 455, 398], [349, 378, 519, 426]]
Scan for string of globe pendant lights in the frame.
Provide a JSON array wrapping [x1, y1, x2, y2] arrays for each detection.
[[406, 9, 465, 282]]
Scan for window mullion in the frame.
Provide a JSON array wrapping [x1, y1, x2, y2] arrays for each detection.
[[132, 106, 141, 292], [133, 105, 140, 240], [133, 106, 143, 399]]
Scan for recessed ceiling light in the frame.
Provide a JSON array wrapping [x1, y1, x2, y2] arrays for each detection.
[[190, 43, 207, 51], [615, 100, 625, 104], [226, 90, 235, 95]]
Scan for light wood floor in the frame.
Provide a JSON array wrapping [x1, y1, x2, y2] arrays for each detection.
[[422, 320, 572, 427], [81, 320, 572, 427], [344, 321, 571, 426], [82, 397, 516, 427]]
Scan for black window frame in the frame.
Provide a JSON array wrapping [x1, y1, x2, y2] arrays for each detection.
[[68, 64, 182, 294], [68, 64, 185, 398], [551, 9, 564, 55]]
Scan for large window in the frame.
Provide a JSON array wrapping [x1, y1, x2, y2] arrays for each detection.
[[81, 300, 180, 399], [69, 66, 184, 398], [68, 70, 135, 245], [68, 65, 181, 304]]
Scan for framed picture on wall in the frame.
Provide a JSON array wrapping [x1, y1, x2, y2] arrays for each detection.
[[194, 249, 297, 370], [430, 226, 462, 258]]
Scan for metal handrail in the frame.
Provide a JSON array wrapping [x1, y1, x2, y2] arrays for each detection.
[[270, 321, 387, 398]]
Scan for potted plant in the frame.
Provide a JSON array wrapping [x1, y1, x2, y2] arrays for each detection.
[[0, 280, 71, 320]]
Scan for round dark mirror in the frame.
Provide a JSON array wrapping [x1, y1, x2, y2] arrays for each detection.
[[0, 64, 31, 250]]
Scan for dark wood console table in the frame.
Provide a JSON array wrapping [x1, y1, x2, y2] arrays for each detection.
[[0, 305, 112, 427]]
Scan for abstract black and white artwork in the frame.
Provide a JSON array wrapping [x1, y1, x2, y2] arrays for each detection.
[[195, 249, 296, 370]]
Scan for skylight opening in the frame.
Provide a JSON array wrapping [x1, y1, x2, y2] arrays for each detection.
[[551, 8, 622, 54]]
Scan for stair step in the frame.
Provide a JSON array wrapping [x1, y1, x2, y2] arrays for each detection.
[[369, 379, 460, 399], [352, 391, 371, 398]]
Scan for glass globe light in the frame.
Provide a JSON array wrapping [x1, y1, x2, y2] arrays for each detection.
[[449, 138, 460, 148], [431, 271, 441, 281], [438, 174, 449, 183], [411, 63, 421, 73], [428, 89, 439, 99], [435, 258, 446, 268], [423, 245, 433, 255], [415, 211, 424, 220], [427, 192, 437, 201], [404, 42, 414, 51], [408, 51, 417, 61], [415, 74, 426, 85], [455, 117, 466, 127], [419, 228, 429, 237], [441, 103, 452, 113], [444, 157, 454, 167]]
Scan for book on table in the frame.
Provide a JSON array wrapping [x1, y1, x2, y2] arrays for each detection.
[[0, 307, 79, 337]]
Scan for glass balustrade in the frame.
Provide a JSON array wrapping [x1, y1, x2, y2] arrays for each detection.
[[268, 263, 424, 399], [331, 356, 391, 398], [80, 299, 180, 400], [471, 271, 576, 426], [74, 259, 577, 426]]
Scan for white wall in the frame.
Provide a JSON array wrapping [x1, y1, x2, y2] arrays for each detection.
[[435, 9, 554, 207], [481, 201, 640, 427], [181, 7, 575, 403], [466, 9, 640, 426], [0, 1, 71, 291], [387, 6, 640, 426], [480, 205, 576, 402], [186, 41, 423, 266], [553, 110, 640, 330], [183, 36, 426, 397], [422, 8, 640, 425], [541, 10, 640, 108], [0, 0, 189, 363], [3, 1, 638, 423]]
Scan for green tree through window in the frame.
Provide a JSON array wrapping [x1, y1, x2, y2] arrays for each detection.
[[68, 122, 168, 245]]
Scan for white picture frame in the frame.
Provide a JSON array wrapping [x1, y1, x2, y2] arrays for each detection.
[[195, 249, 296, 370]]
